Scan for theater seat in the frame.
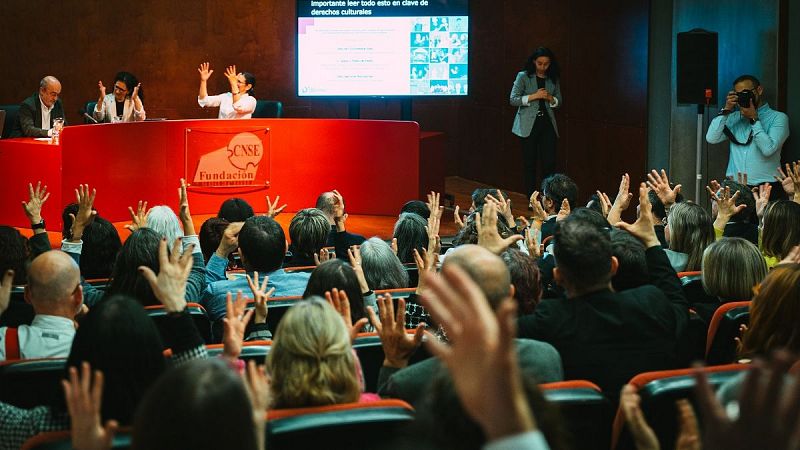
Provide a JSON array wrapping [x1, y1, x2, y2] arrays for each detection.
[[84, 101, 97, 123], [539, 380, 613, 450], [252, 100, 283, 118], [0, 358, 66, 408], [0, 104, 20, 138], [144, 302, 213, 344], [267, 399, 414, 450], [21, 429, 131, 450], [705, 301, 750, 365], [0, 286, 35, 328], [205, 340, 272, 362], [611, 363, 747, 450]]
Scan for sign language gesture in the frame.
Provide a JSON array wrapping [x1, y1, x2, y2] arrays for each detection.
[[325, 288, 369, 342], [707, 185, 746, 230], [178, 178, 195, 235], [70, 184, 97, 241], [246, 272, 274, 325], [97, 81, 106, 98], [225, 65, 239, 84], [22, 181, 50, 226], [647, 169, 681, 209], [476, 201, 523, 254], [528, 191, 547, 222], [62, 363, 118, 450], [125, 200, 149, 232], [367, 294, 425, 369], [266, 195, 287, 218], [138, 237, 194, 313], [615, 184, 661, 249], [198, 62, 214, 81], [222, 290, 255, 362]]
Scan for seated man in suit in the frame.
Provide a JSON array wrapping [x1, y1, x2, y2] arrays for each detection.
[[0, 251, 83, 360], [376, 244, 564, 406], [518, 184, 689, 397], [316, 189, 365, 259], [202, 216, 310, 321], [11, 76, 65, 138]]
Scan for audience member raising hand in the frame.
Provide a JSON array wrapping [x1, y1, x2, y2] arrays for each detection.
[[607, 173, 633, 225], [326, 287, 369, 342], [69, 184, 97, 243], [647, 169, 682, 210], [22, 181, 50, 233], [62, 362, 118, 450], [138, 237, 194, 313], [367, 293, 425, 369], [266, 194, 287, 218], [616, 183, 661, 249], [476, 201, 524, 255], [419, 265, 539, 444], [125, 200, 148, 233], [707, 185, 747, 231]]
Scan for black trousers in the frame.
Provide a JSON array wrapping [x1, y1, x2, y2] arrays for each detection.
[[521, 115, 557, 196]]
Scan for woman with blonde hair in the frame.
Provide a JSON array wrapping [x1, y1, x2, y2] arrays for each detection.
[[692, 237, 767, 322], [267, 297, 372, 408], [665, 202, 715, 271]]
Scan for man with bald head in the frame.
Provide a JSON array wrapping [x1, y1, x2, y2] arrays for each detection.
[[375, 244, 563, 406], [11, 76, 66, 138], [0, 251, 82, 360]]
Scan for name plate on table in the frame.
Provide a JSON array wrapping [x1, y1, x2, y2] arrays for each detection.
[[185, 127, 270, 188]]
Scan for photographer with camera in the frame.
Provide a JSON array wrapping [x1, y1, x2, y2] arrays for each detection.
[[706, 75, 790, 195]]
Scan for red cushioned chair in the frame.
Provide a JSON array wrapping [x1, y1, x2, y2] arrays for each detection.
[[705, 301, 750, 365], [0, 358, 66, 409], [21, 429, 132, 450], [611, 363, 748, 450], [144, 302, 213, 344], [266, 399, 414, 450], [540, 380, 613, 450], [676, 270, 701, 279]]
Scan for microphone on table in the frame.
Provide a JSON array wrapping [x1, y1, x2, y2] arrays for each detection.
[[79, 109, 98, 124]]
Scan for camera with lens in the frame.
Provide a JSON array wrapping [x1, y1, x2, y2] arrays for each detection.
[[736, 89, 755, 108]]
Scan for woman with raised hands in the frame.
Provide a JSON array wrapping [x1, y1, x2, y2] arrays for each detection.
[[197, 62, 257, 119], [94, 71, 145, 123]]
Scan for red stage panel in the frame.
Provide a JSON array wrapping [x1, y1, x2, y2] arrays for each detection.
[[0, 119, 423, 230], [0, 139, 62, 229]]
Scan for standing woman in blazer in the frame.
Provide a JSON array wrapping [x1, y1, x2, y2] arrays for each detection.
[[510, 47, 562, 197], [94, 71, 146, 122]]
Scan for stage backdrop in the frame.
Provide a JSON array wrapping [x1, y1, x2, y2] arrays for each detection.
[[0, 0, 649, 203]]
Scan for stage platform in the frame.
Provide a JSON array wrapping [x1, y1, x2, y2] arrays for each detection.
[[0, 118, 447, 234]]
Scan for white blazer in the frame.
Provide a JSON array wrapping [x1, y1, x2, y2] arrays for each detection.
[[93, 94, 146, 122]]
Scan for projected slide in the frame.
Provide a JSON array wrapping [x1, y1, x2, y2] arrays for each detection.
[[297, 0, 469, 96]]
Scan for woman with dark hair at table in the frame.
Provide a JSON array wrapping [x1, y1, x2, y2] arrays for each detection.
[[94, 71, 146, 122], [197, 62, 257, 119], [510, 47, 562, 197]]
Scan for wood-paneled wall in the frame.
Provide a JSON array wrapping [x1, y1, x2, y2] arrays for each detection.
[[0, 0, 649, 202]]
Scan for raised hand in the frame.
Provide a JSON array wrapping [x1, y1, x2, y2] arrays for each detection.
[[595, 190, 612, 218], [70, 184, 97, 241], [246, 271, 274, 325], [419, 265, 536, 441], [347, 245, 370, 293], [62, 362, 118, 450], [775, 165, 796, 195], [215, 222, 244, 258], [367, 294, 425, 368], [97, 81, 106, 98], [523, 220, 541, 258], [224, 65, 238, 83], [485, 190, 515, 228], [608, 173, 634, 225], [138, 237, 194, 312], [476, 201, 523, 255], [620, 385, 659, 450], [413, 247, 439, 294], [615, 183, 660, 249], [528, 191, 547, 222], [0, 270, 14, 317], [313, 248, 332, 266], [555, 198, 570, 222], [178, 178, 195, 235], [693, 353, 800, 450], [646, 169, 681, 208], [325, 287, 369, 342], [784, 161, 800, 203], [198, 62, 214, 81], [22, 181, 50, 225], [131, 83, 141, 101], [244, 359, 270, 449], [266, 195, 287, 218], [453, 205, 466, 230], [707, 186, 746, 230], [752, 183, 772, 220], [125, 200, 148, 232], [426, 191, 443, 220], [222, 290, 255, 361]]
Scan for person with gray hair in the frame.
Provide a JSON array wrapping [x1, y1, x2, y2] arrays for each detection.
[[286, 208, 330, 267], [11, 76, 66, 138], [359, 237, 409, 290], [145, 205, 183, 248], [0, 251, 84, 360]]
